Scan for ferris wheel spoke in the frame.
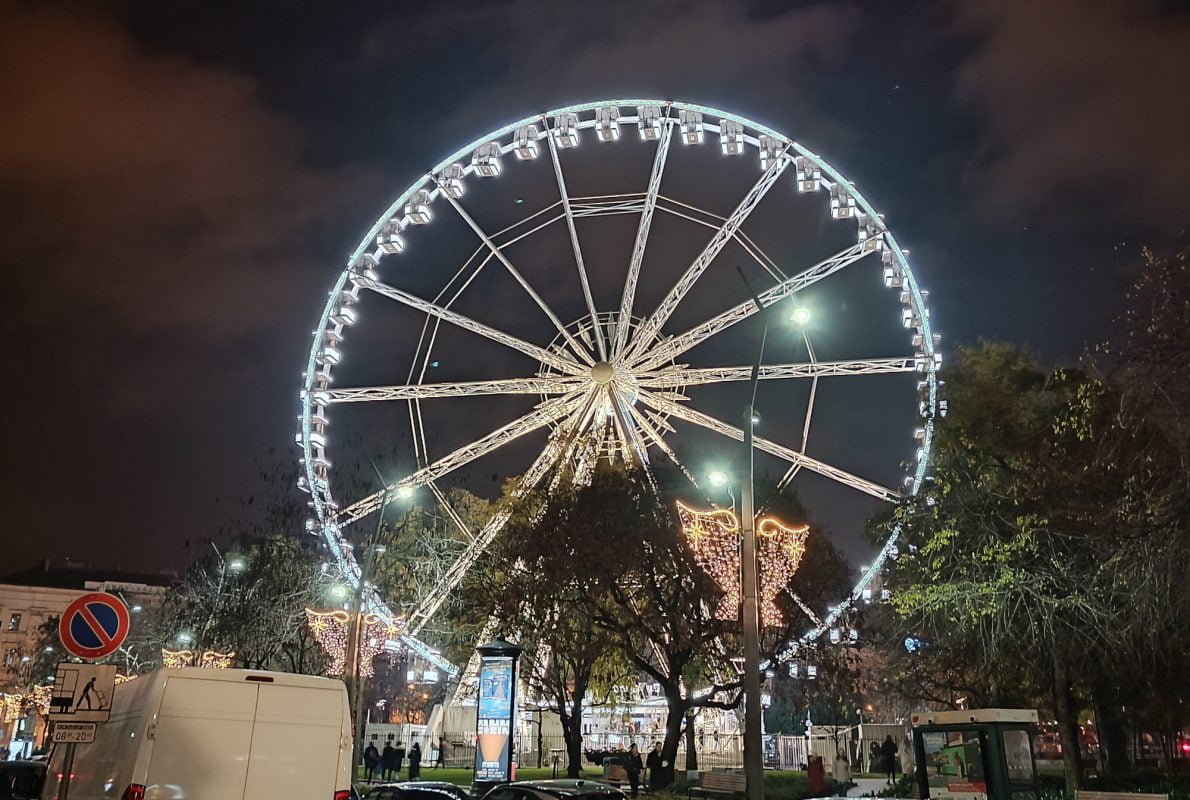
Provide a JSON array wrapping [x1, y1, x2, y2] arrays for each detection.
[[427, 481, 477, 545], [325, 375, 585, 403], [626, 150, 791, 362], [637, 388, 899, 502], [614, 118, 674, 357], [336, 392, 587, 525], [636, 357, 916, 389], [625, 401, 698, 485], [546, 129, 606, 360], [405, 400, 592, 634], [439, 191, 595, 366], [779, 329, 823, 488], [632, 242, 872, 372], [353, 273, 584, 376]]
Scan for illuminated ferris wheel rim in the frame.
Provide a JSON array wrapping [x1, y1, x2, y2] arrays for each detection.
[[297, 98, 941, 671]]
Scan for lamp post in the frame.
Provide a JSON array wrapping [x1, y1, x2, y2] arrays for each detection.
[[734, 267, 808, 800], [345, 461, 401, 779]]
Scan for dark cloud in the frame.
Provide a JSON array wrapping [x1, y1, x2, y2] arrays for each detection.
[[0, 4, 361, 343], [950, 0, 1190, 226]]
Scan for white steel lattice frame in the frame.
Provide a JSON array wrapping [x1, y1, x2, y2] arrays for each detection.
[[297, 100, 941, 673]]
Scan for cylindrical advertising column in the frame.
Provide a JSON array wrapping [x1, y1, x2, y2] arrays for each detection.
[[472, 638, 522, 798]]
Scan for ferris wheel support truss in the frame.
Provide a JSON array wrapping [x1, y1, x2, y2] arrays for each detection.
[[297, 100, 941, 674]]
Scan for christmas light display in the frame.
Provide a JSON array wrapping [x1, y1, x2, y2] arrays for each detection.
[[756, 515, 810, 627], [2, 693, 21, 723], [678, 501, 810, 627], [305, 608, 398, 677], [200, 650, 235, 669], [161, 648, 194, 669], [29, 685, 51, 715], [677, 501, 742, 619]]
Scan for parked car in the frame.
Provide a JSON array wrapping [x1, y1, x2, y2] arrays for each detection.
[[41, 667, 354, 800], [362, 781, 471, 800], [0, 760, 44, 800], [480, 779, 627, 800]]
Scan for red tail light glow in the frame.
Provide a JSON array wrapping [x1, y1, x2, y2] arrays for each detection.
[[122, 784, 146, 800], [334, 791, 351, 800]]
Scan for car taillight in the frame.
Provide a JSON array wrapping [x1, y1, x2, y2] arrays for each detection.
[[334, 791, 351, 800], [122, 784, 146, 800]]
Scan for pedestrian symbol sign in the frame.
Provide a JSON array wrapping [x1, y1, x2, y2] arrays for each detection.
[[58, 592, 130, 660], [49, 663, 117, 723]]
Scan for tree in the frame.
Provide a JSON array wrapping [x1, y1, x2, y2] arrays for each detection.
[[161, 533, 330, 672], [884, 334, 1190, 790]]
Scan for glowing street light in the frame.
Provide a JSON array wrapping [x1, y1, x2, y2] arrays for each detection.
[[790, 306, 812, 326], [330, 584, 349, 601], [228, 557, 246, 573], [395, 484, 415, 500], [708, 470, 729, 488], [177, 632, 193, 644]]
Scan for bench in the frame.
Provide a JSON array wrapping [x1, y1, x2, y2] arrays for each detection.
[[689, 771, 747, 798], [1075, 792, 1168, 800], [605, 764, 627, 786]]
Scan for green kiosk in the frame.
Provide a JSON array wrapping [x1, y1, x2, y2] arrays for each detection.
[[911, 709, 1041, 800]]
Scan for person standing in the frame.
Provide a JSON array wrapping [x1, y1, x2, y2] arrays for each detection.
[[436, 735, 447, 768], [408, 741, 422, 779], [645, 742, 662, 790], [381, 742, 397, 781], [625, 744, 644, 799], [364, 743, 380, 782], [832, 752, 851, 795], [880, 735, 898, 784], [394, 741, 406, 778]]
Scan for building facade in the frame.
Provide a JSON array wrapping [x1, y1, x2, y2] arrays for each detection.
[[0, 561, 169, 757]]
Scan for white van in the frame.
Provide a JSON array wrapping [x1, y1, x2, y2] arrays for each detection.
[[42, 667, 353, 800]]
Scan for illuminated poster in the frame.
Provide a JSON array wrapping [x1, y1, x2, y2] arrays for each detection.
[[474, 655, 517, 781]]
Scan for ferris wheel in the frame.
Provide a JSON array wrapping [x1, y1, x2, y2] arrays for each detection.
[[296, 99, 940, 674]]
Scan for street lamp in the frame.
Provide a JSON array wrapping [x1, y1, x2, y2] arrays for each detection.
[[734, 266, 808, 800], [708, 470, 729, 487], [228, 557, 246, 573]]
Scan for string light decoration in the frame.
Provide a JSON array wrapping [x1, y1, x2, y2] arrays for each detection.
[[305, 608, 399, 677], [2, 693, 22, 723], [756, 515, 810, 627], [678, 501, 810, 627], [199, 650, 235, 669], [29, 685, 51, 715], [161, 649, 194, 669], [677, 501, 741, 619]]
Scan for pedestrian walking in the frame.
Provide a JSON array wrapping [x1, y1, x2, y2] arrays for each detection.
[[409, 741, 422, 779], [645, 742, 662, 790], [880, 735, 898, 784], [436, 735, 447, 768], [364, 743, 380, 782], [625, 743, 644, 799], [381, 742, 397, 780]]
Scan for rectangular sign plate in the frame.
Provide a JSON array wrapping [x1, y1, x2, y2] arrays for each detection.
[[51, 722, 96, 744], [49, 662, 117, 722]]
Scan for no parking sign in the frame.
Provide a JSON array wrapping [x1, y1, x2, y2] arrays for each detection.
[[58, 592, 130, 660]]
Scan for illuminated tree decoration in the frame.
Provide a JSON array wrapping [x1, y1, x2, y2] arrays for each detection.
[[161, 648, 237, 669], [305, 608, 398, 677], [678, 501, 809, 627]]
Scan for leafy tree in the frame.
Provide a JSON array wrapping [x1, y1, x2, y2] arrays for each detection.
[[884, 333, 1190, 789]]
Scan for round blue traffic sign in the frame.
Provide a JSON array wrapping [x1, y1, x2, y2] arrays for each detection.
[[59, 592, 130, 660]]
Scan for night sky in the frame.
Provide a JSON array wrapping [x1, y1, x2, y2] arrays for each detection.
[[3, 0, 1189, 573]]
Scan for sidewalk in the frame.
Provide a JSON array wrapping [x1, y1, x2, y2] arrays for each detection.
[[847, 777, 893, 797]]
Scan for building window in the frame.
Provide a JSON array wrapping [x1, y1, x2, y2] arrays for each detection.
[[7, 613, 21, 631]]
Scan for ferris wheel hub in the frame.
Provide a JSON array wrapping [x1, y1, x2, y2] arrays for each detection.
[[590, 361, 615, 384]]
